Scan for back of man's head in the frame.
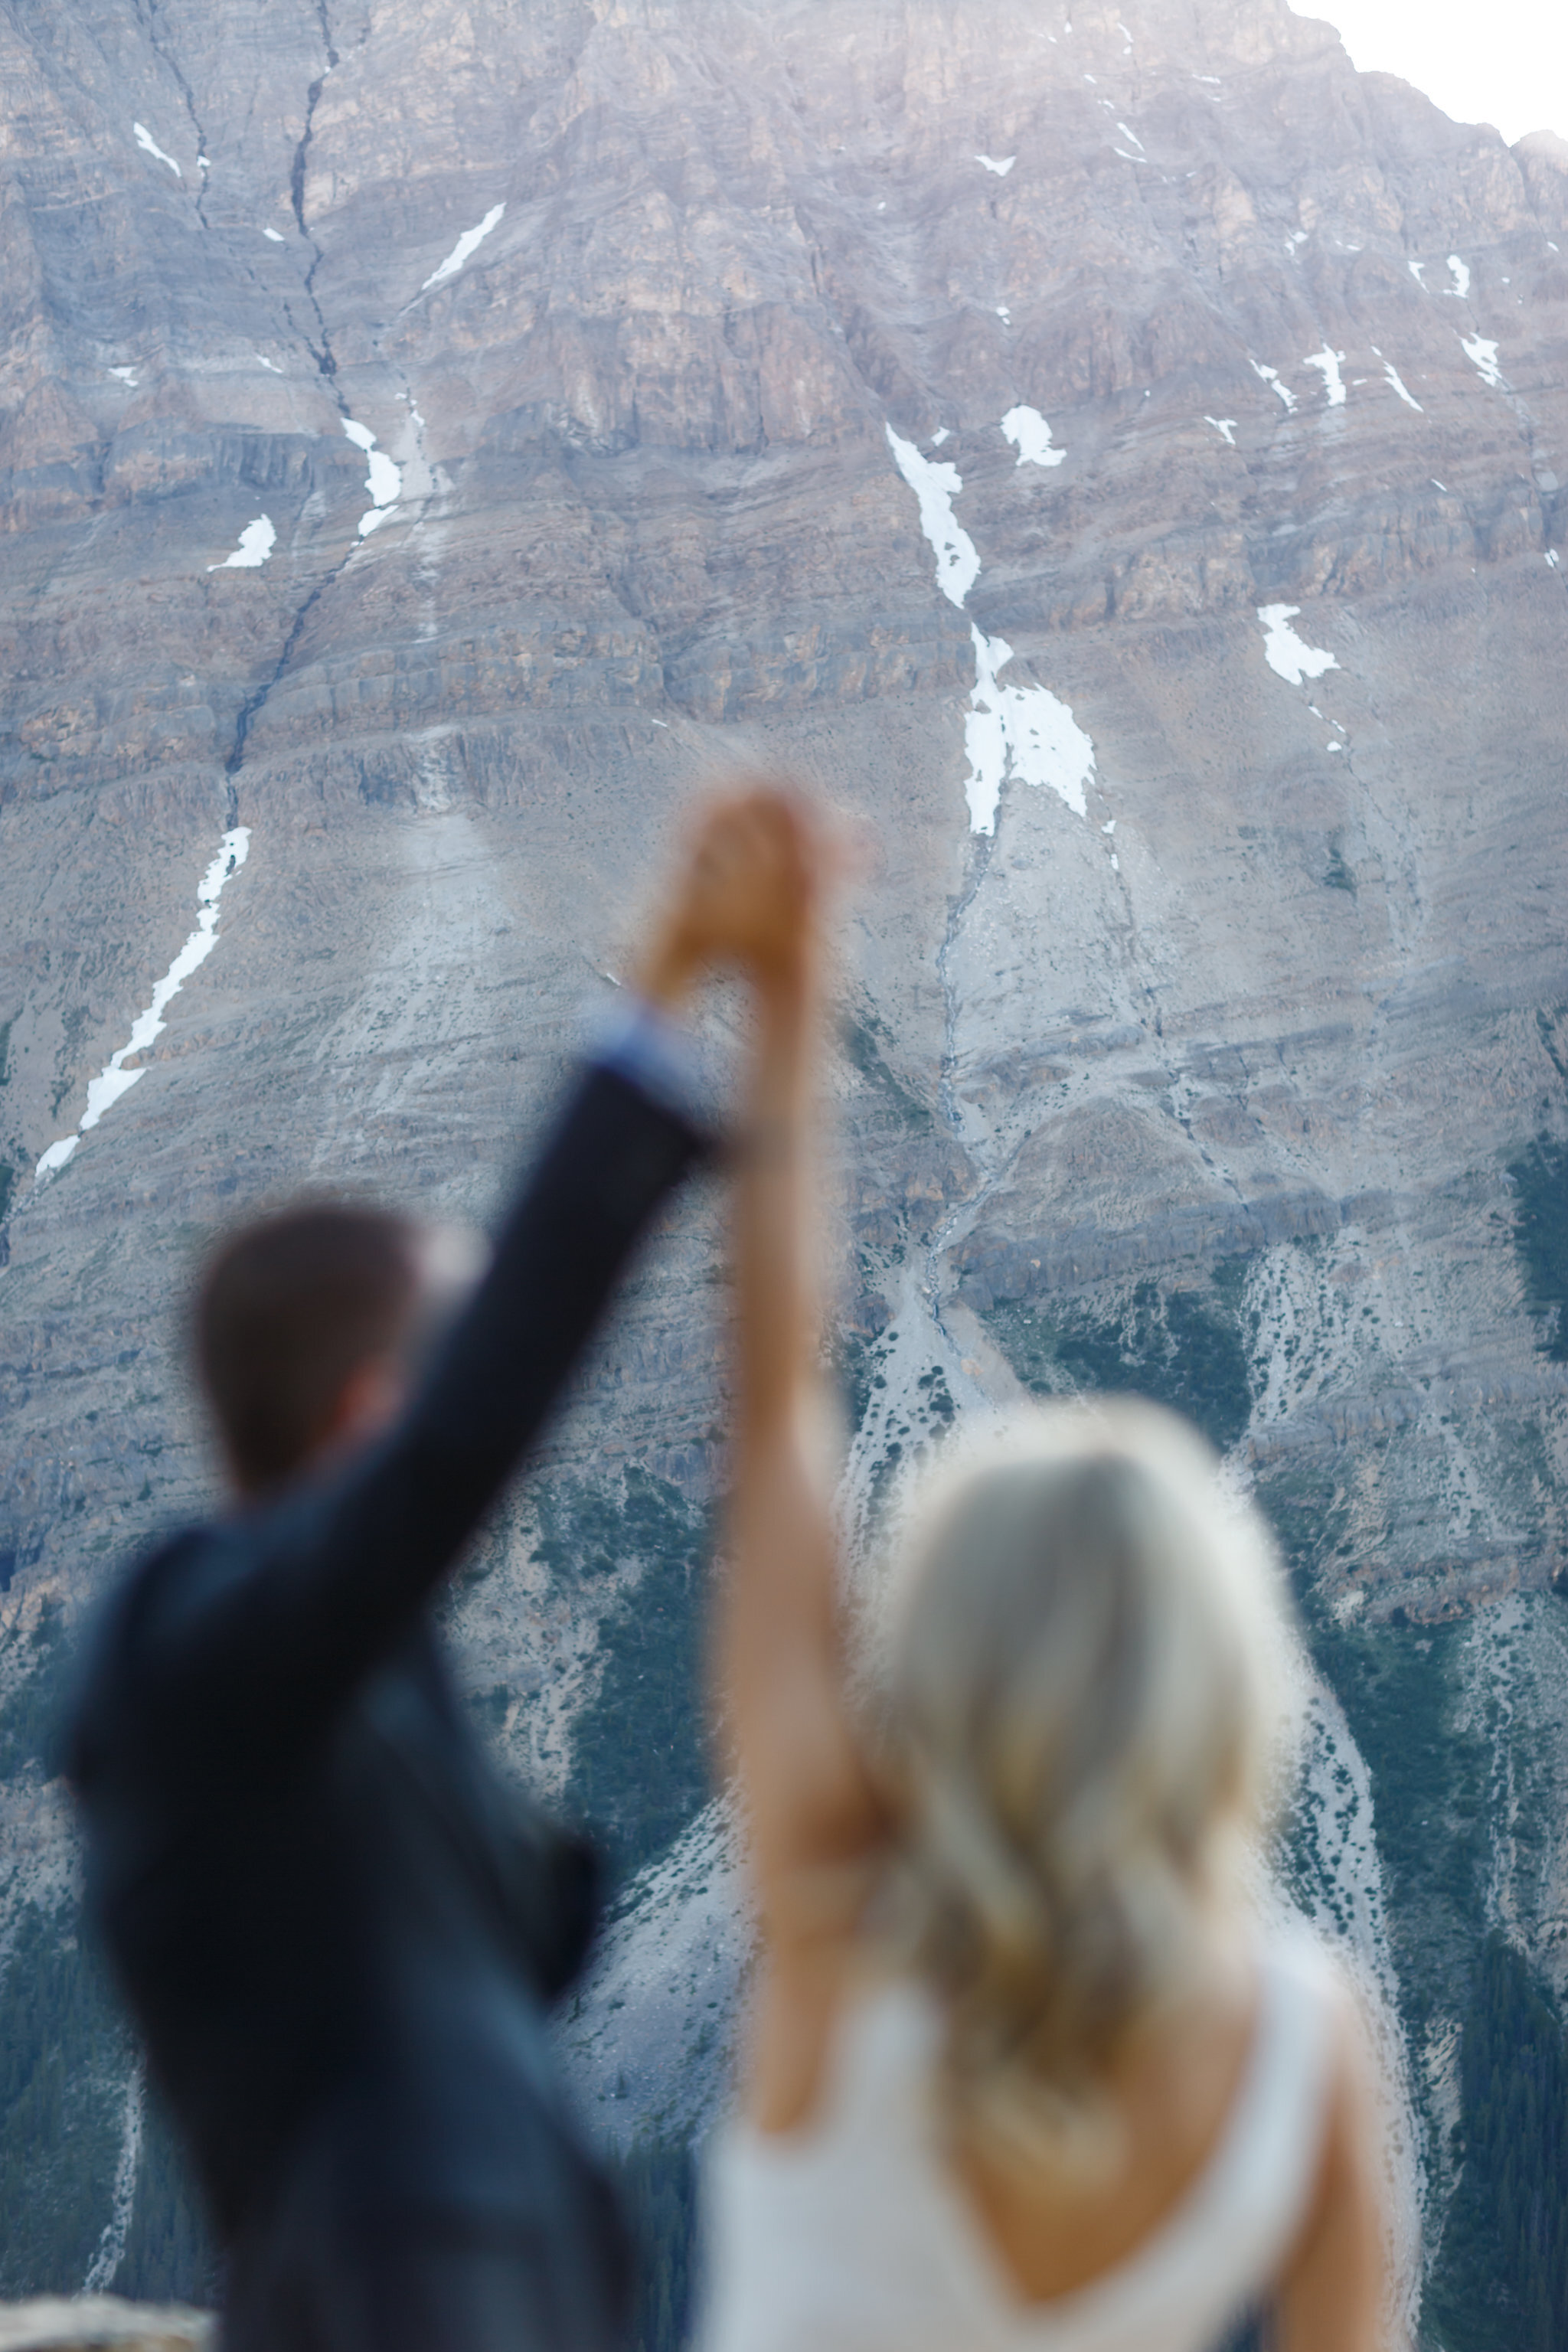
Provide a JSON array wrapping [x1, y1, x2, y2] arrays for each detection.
[[195, 1201, 423, 1496]]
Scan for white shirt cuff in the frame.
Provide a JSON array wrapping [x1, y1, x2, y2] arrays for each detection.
[[591, 995, 708, 1129]]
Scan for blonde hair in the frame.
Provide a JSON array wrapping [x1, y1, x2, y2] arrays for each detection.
[[874, 1399, 1294, 2166]]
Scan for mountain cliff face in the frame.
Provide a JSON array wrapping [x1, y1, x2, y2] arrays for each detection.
[[4, 0, 1568, 2336]]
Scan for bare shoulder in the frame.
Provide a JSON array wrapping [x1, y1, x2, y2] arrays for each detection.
[[1275, 1975, 1393, 2352]]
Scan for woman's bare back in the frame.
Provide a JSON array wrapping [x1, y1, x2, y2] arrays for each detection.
[[949, 1945, 1260, 2302], [753, 1917, 1261, 2300]]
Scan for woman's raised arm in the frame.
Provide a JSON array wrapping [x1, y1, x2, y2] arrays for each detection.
[[707, 798, 884, 1962]]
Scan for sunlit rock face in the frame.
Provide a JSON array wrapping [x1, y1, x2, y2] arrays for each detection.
[[3, 0, 1568, 2330]]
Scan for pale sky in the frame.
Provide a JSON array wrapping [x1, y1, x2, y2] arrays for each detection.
[[1294, 0, 1567, 146]]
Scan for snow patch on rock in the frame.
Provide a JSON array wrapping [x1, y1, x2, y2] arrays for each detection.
[[208, 514, 276, 571], [1380, 360, 1423, 412], [965, 624, 1096, 833], [886, 427, 1099, 837], [1258, 603, 1338, 684], [1204, 416, 1238, 444], [36, 828, 251, 1181], [884, 425, 979, 606], [132, 122, 181, 176], [344, 418, 403, 536], [1250, 359, 1298, 413], [1302, 345, 1347, 407], [975, 154, 1015, 175], [1001, 404, 1066, 467], [1460, 332, 1504, 389], [421, 201, 506, 292]]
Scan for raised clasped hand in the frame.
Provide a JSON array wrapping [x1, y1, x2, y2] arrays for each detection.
[[639, 781, 828, 1008]]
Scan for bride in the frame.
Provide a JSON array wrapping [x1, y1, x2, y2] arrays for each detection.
[[694, 793, 1389, 2352]]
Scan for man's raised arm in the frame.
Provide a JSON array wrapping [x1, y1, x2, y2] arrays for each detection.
[[82, 796, 795, 1767]]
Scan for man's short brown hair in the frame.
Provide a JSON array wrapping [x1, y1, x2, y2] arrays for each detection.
[[195, 1200, 423, 1493]]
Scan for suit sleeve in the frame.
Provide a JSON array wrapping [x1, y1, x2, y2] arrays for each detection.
[[129, 1062, 707, 1761]]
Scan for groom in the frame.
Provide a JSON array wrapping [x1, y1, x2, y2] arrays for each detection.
[[67, 790, 803, 2352]]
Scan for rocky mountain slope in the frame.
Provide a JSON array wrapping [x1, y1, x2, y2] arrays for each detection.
[[4, 0, 1568, 2337]]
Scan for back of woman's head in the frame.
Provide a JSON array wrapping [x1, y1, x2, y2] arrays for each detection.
[[878, 1398, 1293, 2164]]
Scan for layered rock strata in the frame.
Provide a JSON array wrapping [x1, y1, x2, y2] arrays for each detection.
[[3, 1, 1568, 2334]]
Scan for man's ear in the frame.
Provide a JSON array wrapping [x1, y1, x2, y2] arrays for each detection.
[[225, 1357, 406, 1499], [313, 1355, 408, 1463]]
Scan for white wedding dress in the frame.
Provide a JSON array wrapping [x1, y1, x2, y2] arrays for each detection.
[[696, 1930, 1338, 2352]]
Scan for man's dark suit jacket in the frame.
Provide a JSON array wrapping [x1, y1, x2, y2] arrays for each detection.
[[67, 1060, 704, 2350]]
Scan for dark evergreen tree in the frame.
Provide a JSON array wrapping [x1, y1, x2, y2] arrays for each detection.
[[612, 2132, 700, 2352], [1432, 1932, 1568, 2349]]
